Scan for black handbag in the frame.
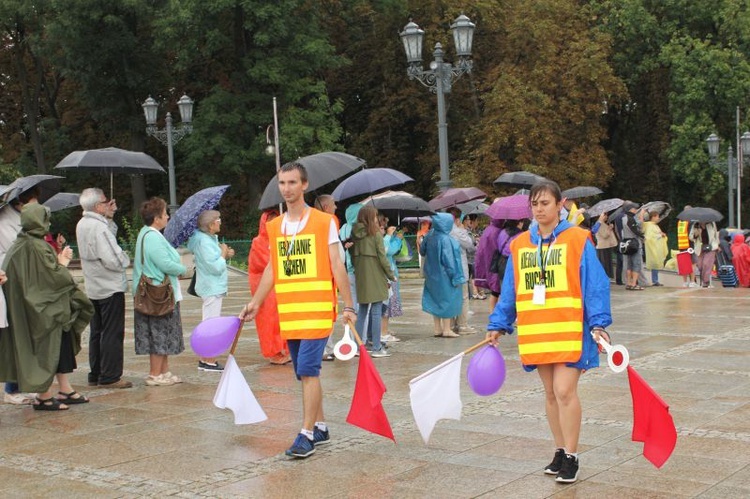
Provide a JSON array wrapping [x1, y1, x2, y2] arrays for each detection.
[[187, 267, 198, 297], [133, 232, 175, 317], [489, 238, 511, 277]]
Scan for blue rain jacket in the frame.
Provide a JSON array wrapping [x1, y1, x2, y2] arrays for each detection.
[[420, 213, 465, 318]]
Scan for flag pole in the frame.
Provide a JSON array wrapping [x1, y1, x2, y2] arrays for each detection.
[[462, 338, 491, 355], [229, 321, 245, 356], [346, 319, 364, 346]]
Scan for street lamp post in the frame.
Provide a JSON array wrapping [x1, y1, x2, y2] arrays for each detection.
[[706, 125, 750, 228], [142, 94, 194, 212], [265, 96, 283, 213], [400, 14, 475, 192]]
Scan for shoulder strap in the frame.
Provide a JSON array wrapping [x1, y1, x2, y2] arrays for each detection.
[[139, 229, 154, 266]]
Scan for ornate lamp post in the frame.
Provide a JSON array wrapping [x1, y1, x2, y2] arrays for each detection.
[[706, 123, 750, 228], [142, 94, 194, 212], [400, 14, 475, 191]]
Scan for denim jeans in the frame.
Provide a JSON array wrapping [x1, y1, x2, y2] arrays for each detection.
[[651, 269, 660, 284], [356, 302, 384, 351]]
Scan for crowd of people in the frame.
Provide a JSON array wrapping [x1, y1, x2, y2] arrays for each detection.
[[5, 169, 750, 475]]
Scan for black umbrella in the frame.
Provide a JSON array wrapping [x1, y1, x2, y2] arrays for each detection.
[[677, 207, 723, 223], [493, 171, 547, 188], [586, 198, 624, 218], [331, 168, 413, 202], [258, 151, 367, 210], [428, 187, 486, 211], [3, 174, 64, 205], [456, 199, 489, 216], [561, 186, 603, 199], [360, 190, 434, 219], [43, 192, 81, 213], [55, 147, 165, 197]]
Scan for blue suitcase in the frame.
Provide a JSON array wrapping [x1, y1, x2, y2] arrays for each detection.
[[719, 265, 738, 287]]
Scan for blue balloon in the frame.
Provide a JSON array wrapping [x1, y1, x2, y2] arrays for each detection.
[[467, 345, 506, 396]]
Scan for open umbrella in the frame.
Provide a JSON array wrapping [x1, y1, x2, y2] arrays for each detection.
[[456, 200, 489, 216], [331, 168, 413, 202], [164, 185, 230, 247], [43, 192, 81, 213], [258, 151, 367, 210], [428, 187, 486, 211], [54, 147, 165, 197], [361, 190, 434, 220], [676, 207, 723, 223], [562, 186, 603, 199], [493, 171, 547, 188], [3, 174, 64, 205], [640, 201, 672, 220], [485, 194, 531, 221], [586, 198, 624, 218]]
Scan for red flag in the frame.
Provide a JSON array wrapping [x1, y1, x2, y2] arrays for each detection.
[[627, 366, 677, 468], [346, 349, 395, 441]]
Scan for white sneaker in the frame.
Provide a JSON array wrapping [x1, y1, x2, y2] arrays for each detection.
[[145, 374, 175, 386], [3, 392, 35, 405], [688, 282, 700, 288], [163, 372, 183, 384], [457, 326, 477, 334], [381, 333, 401, 343]]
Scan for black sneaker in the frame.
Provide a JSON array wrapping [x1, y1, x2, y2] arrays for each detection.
[[313, 426, 330, 446], [198, 361, 224, 372], [285, 433, 315, 458], [544, 448, 565, 475], [555, 453, 579, 483]]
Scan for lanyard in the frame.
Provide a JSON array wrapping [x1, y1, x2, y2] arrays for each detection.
[[536, 235, 556, 285]]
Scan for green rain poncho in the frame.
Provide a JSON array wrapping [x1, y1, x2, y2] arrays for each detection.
[[0, 203, 93, 392]]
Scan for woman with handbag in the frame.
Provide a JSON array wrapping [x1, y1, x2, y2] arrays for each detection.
[[690, 221, 720, 288], [133, 197, 187, 386]]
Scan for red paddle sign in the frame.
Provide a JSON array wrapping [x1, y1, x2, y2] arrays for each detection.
[[333, 325, 358, 361]]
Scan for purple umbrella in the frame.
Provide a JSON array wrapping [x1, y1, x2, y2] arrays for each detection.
[[164, 185, 230, 247], [485, 194, 532, 221], [428, 187, 486, 211], [331, 168, 413, 202]]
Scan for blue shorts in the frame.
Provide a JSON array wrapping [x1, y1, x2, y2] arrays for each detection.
[[287, 337, 329, 380]]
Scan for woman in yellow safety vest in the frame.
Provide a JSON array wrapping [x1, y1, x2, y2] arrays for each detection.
[[486, 180, 612, 484]]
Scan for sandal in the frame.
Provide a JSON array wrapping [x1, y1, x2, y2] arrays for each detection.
[[625, 285, 634, 290], [632, 285, 645, 290], [33, 396, 69, 411], [57, 391, 89, 404]]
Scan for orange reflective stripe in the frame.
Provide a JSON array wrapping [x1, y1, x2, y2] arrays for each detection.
[[677, 220, 689, 250]]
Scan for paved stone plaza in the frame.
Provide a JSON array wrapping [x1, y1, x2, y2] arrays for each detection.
[[1, 269, 749, 498]]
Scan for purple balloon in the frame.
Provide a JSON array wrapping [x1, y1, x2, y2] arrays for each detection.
[[190, 316, 241, 358], [467, 345, 506, 396]]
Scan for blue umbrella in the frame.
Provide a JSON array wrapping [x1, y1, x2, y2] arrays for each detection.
[[331, 168, 413, 202], [164, 185, 230, 247]]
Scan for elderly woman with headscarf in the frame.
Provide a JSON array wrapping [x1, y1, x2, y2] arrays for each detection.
[[0, 203, 93, 410]]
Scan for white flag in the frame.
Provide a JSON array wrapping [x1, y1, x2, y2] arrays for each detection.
[[409, 353, 464, 444], [213, 355, 267, 425]]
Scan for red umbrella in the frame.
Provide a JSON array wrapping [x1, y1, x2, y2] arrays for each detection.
[[485, 194, 531, 221]]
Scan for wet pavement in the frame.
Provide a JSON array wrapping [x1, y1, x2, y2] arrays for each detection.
[[1, 268, 749, 498]]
